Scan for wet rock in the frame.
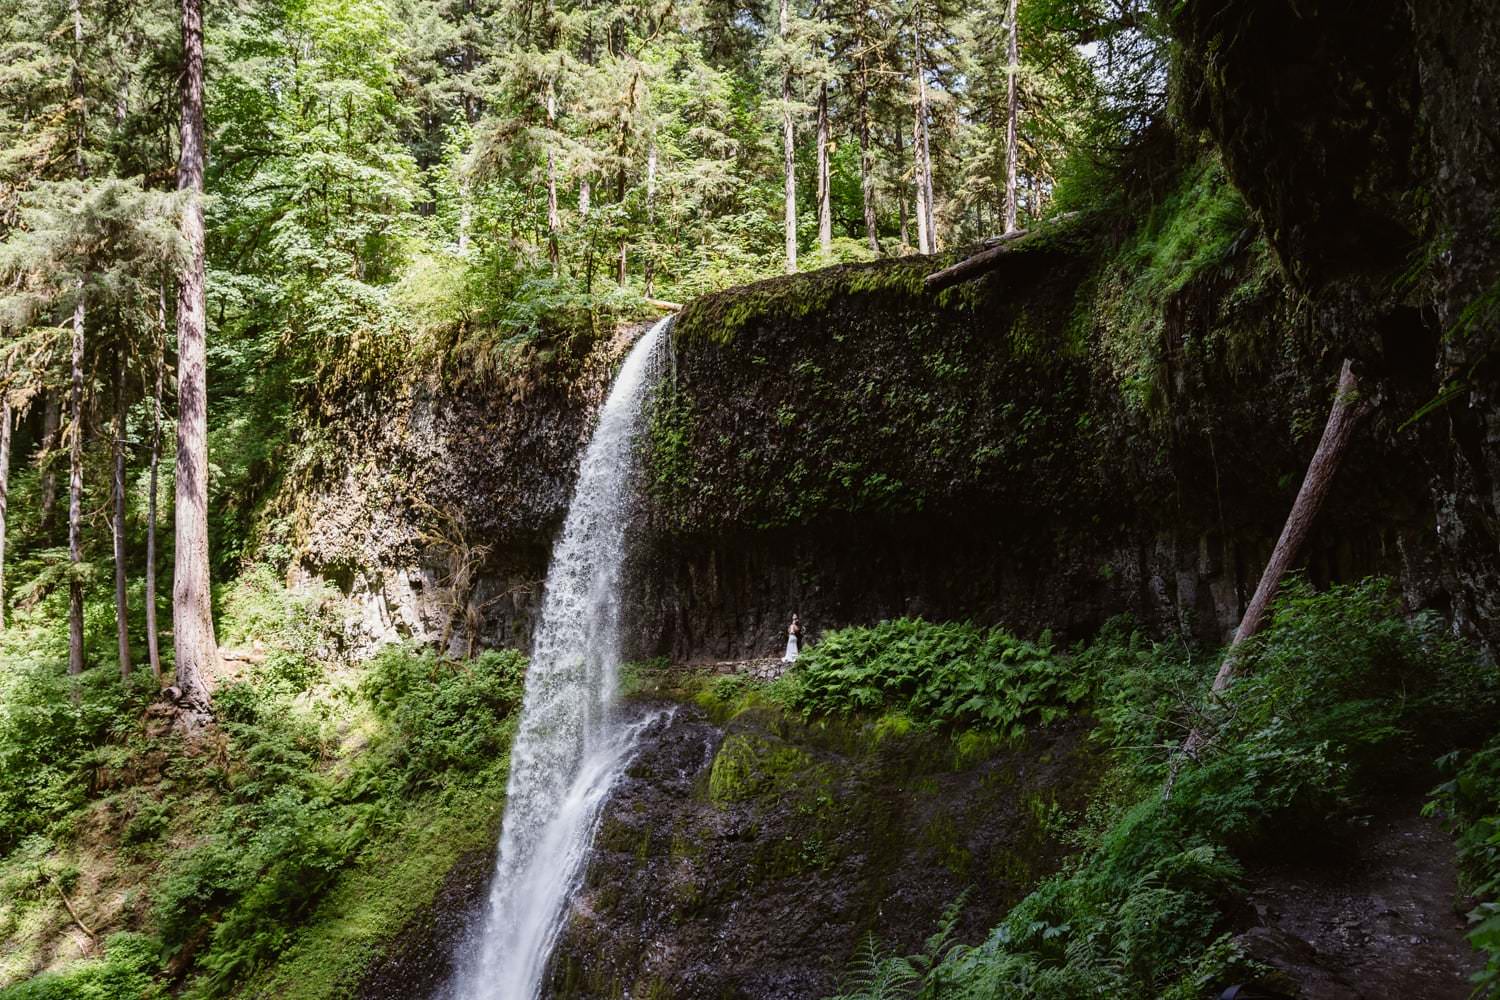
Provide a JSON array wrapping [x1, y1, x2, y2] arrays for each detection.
[[540, 703, 1099, 1000], [1233, 789, 1479, 1000]]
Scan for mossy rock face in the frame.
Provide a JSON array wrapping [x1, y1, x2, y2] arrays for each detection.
[[543, 700, 1101, 1000], [628, 155, 1435, 663], [1173, 0, 1500, 657]]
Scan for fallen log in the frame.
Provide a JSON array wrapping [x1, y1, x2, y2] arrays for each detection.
[[922, 211, 1079, 293], [644, 297, 683, 312], [1203, 358, 1372, 695], [49, 874, 96, 943]]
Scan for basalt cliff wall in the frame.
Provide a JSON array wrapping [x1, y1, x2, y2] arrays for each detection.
[[269, 1, 1500, 665], [273, 161, 1449, 664]]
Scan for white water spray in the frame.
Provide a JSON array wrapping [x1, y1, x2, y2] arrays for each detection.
[[449, 317, 670, 1000]]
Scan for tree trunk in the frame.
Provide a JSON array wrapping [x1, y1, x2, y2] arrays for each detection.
[[913, 104, 930, 254], [895, 125, 908, 251], [39, 394, 61, 534], [580, 176, 593, 290], [780, 0, 797, 274], [66, 0, 86, 676], [546, 82, 560, 271], [644, 142, 657, 294], [1171, 359, 1370, 777], [112, 351, 130, 679], [145, 293, 164, 679], [172, 0, 218, 726], [71, 0, 85, 178], [857, 62, 879, 253], [816, 80, 831, 255], [912, 19, 934, 254], [615, 71, 637, 284], [922, 223, 1041, 292], [1211, 359, 1370, 691], [457, 179, 472, 254], [1003, 0, 1020, 234], [918, 90, 935, 247], [0, 360, 10, 631], [68, 296, 85, 678]]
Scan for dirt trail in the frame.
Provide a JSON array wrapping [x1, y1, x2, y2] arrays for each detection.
[[1237, 791, 1479, 999]]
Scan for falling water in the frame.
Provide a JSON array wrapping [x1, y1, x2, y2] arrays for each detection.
[[448, 317, 670, 1000]]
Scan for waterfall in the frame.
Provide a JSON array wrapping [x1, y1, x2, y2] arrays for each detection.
[[448, 317, 670, 1000]]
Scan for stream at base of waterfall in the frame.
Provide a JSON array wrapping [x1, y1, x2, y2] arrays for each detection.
[[446, 317, 672, 1000]]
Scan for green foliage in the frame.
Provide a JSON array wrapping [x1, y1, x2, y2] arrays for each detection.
[[217, 565, 342, 695], [827, 892, 970, 1000], [362, 645, 526, 791], [0, 933, 166, 1000], [827, 579, 1494, 999], [791, 618, 1088, 737], [1429, 733, 1500, 994], [146, 642, 522, 992], [1094, 156, 1263, 413], [0, 661, 159, 855]]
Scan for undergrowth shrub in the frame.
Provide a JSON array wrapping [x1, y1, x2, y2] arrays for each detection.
[[791, 618, 1089, 736], [0, 932, 165, 1000], [829, 578, 1495, 999], [363, 645, 526, 791], [0, 663, 159, 854], [150, 643, 524, 992], [1430, 735, 1500, 994]]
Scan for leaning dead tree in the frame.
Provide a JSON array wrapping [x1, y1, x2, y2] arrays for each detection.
[[1203, 359, 1371, 693], [924, 245, 1373, 774], [1173, 359, 1371, 775]]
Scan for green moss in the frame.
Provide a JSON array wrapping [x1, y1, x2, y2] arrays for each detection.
[[642, 155, 1307, 534], [870, 710, 914, 744], [234, 779, 507, 1000], [1092, 155, 1279, 415], [672, 258, 932, 348], [706, 732, 814, 804], [920, 813, 972, 877], [952, 729, 1007, 769]]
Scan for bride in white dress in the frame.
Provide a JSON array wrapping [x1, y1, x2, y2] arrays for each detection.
[[782, 614, 802, 663]]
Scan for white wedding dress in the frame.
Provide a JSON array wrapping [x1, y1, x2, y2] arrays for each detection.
[[782, 630, 799, 663]]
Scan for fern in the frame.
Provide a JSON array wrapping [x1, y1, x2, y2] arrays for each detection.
[[830, 935, 920, 1000]]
